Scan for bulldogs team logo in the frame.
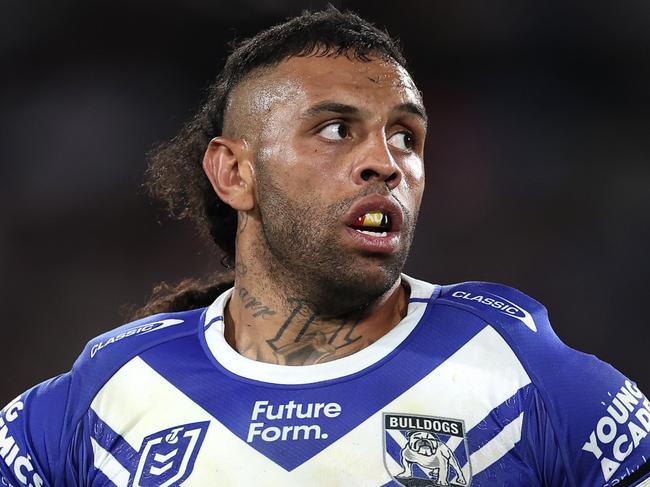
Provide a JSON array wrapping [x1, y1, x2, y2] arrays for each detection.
[[383, 413, 471, 486], [130, 421, 209, 487]]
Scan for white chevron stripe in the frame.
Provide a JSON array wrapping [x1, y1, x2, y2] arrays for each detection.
[[91, 437, 130, 486], [308, 325, 530, 484], [466, 412, 524, 476], [385, 325, 530, 430], [89, 325, 531, 486], [91, 357, 293, 486]]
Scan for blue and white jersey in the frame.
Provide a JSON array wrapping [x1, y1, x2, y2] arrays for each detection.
[[1, 275, 649, 486]]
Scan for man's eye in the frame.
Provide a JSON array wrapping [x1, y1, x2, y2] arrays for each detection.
[[318, 122, 349, 140], [388, 132, 415, 151]]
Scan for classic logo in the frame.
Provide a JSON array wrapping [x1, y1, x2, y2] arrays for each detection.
[[130, 421, 209, 487], [91, 319, 185, 358], [383, 413, 471, 486], [449, 290, 537, 332]]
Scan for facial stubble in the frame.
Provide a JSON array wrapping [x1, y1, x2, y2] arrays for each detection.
[[252, 161, 418, 319]]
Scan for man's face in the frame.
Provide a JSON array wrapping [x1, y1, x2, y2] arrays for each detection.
[[232, 54, 426, 310]]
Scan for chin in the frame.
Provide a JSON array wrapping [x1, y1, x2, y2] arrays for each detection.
[[315, 257, 403, 310], [359, 258, 401, 284]]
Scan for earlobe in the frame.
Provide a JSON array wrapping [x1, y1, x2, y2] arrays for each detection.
[[202, 137, 255, 211]]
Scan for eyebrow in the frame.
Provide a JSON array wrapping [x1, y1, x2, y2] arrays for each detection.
[[301, 100, 428, 126], [395, 102, 428, 126], [302, 101, 361, 119]]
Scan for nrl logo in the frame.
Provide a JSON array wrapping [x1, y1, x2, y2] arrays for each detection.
[[130, 421, 209, 487], [383, 413, 471, 486]]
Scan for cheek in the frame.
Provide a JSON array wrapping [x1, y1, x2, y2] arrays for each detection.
[[402, 155, 425, 186], [397, 158, 425, 208], [256, 146, 331, 212], [275, 140, 345, 190], [257, 125, 294, 163]]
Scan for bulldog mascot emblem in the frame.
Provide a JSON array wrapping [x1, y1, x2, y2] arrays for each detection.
[[397, 431, 467, 485], [383, 413, 471, 486]]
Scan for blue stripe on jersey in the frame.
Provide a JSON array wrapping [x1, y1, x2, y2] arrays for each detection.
[[453, 439, 468, 468], [467, 383, 530, 454], [449, 383, 532, 469], [139, 302, 487, 471], [472, 442, 533, 485], [88, 409, 139, 473], [385, 431, 402, 465]]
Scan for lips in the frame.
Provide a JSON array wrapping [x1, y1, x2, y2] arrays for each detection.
[[341, 195, 404, 254]]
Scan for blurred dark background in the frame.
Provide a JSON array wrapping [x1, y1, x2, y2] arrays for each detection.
[[1, 0, 648, 402]]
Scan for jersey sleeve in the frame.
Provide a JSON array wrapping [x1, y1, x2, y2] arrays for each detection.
[[439, 282, 650, 486], [0, 373, 81, 487], [520, 355, 650, 487], [0, 310, 202, 487], [532, 351, 650, 487]]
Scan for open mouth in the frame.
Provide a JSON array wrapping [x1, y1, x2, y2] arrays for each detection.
[[349, 211, 392, 237], [342, 195, 404, 253]]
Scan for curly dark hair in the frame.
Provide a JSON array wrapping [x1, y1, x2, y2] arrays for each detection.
[[132, 6, 407, 319]]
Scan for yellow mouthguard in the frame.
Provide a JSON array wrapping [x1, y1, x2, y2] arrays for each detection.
[[363, 212, 384, 227]]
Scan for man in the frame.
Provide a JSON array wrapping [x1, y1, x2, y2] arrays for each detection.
[[1, 8, 648, 487]]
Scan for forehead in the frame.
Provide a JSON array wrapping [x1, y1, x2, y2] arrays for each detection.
[[276, 54, 418, 97], [232, 54, 421, 119]]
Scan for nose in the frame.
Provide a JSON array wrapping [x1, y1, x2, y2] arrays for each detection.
[[350, 135, 402, 190]]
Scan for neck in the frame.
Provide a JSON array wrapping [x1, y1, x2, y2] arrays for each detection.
[[223, 259, 409, 366]]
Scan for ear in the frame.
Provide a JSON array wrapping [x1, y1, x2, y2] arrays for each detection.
[[202, 137, 255, 211]]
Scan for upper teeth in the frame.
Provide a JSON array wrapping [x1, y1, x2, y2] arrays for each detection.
[[359, 211, 387, 228]]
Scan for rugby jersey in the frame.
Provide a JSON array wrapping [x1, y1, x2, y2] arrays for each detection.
[[1, 275, 649, 486]]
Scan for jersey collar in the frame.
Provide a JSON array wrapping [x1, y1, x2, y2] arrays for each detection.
[[200, 274, 439, 385]]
